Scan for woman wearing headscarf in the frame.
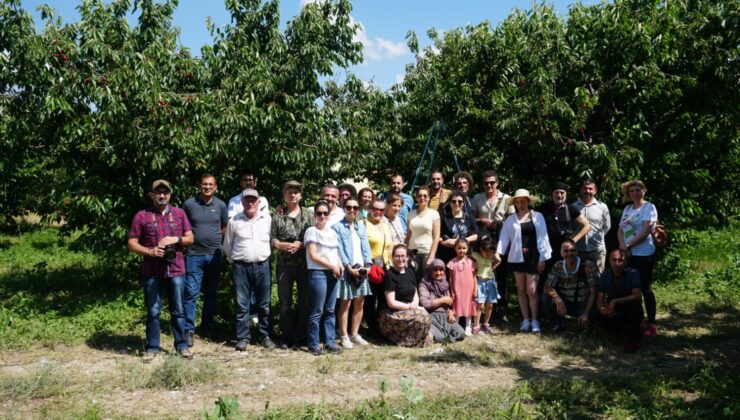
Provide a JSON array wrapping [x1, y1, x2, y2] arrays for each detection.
[[418, 259, 466, 343], [495, 189, 551, 334]]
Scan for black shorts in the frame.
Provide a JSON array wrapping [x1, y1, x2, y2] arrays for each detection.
[[509, 249, 540, 274]]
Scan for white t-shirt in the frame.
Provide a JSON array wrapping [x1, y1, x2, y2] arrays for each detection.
[[304, 226, 342, 270], [350, 229, 364, 266], [407, 209, 440, 254], [619, 202, 658, 256]]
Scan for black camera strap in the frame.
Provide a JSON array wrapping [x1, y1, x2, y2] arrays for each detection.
[[150, 207, 175, 245]]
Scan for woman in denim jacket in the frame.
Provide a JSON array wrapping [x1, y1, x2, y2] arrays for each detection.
[[332, 198, 373, 348]]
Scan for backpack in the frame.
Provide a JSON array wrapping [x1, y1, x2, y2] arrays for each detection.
[[652, 221, 667, 249]]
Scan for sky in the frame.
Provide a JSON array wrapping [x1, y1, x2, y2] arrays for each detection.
[[22, 0, 601, 90]]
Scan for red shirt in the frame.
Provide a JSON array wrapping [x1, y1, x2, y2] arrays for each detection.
[[129, 206, 192, 278]]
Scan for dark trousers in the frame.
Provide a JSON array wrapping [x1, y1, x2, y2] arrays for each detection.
[[363, 280, 385, 338], [630, 254, 656, 323], [596, 301, 643, 344], [542, 295, 589, 326], [276, 264, 309, 345], [233, 260, 271, 341]]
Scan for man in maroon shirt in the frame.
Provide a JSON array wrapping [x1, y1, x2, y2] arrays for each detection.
[[128, 180, 194, 359]]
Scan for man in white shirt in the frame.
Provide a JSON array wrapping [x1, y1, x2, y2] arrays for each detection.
[[573, 179, 611, 273], [308, 183, 345, 227], [223, 188, 275, 351], [227, 169, 270, 219]]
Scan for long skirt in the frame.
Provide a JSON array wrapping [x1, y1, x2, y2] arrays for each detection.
[[379, 308, 432, 347], [429, 311, 466, 343]]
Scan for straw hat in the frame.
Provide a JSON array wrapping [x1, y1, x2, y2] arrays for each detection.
[[506, 189, 539, 207]]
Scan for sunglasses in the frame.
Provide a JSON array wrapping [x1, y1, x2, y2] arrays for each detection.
[[344, 205, 359, 211], [315, 211, 329, 217], [451, 199, 464, 204], [483, 181, 497, 186]]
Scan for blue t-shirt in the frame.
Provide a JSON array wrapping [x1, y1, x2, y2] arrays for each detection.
[[183, 195, 229, 255], [598, 266, 641, 301]]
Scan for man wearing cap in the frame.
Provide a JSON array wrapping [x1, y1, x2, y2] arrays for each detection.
[[128, 180, 195, 359], [572, 179, 611, 273], [223, 188, 276, 351], [226, 169, 268, 325], [271, 181, 314, 349], [227, 169, 270, 219], [377, 174, 414, 231], [537, 181, 591, 279], [182, 174, 229, 346]]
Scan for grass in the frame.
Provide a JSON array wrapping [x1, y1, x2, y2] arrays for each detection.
[[0, 362, 69, 399], [0, 220, 737, 418]]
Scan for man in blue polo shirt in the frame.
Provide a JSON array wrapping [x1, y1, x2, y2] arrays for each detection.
[[183, 174, 229, 346]]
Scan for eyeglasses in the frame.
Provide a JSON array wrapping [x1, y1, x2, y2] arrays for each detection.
[[154, 191, 171, 196], [344, 205, 359, 211], [315, 211, 329, 217], [451, 199, 464, 204], [483, 181, 497, 186], [371, 207, 385, 212]]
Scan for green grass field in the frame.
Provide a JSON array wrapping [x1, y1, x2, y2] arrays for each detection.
[[1, 221, 738, 418]]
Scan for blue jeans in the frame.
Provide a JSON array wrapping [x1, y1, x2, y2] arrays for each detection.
[[233, 260, 271, 341], [184, 250, 223, 332], [141, 275, 187, 351], [307, 269, 339, 349]]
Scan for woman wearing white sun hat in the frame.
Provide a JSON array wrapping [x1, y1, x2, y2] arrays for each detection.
[[494, 189, 551, 334]]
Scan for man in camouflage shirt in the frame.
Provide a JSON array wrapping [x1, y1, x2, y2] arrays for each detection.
[[271, 181, 314, 348]]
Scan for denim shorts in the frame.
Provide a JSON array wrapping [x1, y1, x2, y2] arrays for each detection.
[[476, 278, 499, 304]]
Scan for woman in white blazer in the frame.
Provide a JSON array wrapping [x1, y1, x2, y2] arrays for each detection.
[[494, 189, 551, 334]]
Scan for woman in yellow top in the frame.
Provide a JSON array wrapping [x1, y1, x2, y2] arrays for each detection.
[[362, 198, 394, 338]]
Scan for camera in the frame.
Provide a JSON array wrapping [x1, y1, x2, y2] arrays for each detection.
[[352, 263, 368, 279], [163, 245, 176, 263]]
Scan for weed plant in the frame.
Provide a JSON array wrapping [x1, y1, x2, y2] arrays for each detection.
[[145, 355, 224, 389], [0, 362, 68, 399]]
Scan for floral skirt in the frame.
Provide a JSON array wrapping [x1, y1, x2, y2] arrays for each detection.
[[379, 308, 433, 347]]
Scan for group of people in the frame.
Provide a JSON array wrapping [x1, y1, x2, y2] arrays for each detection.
[[127, 169, 659, 359]]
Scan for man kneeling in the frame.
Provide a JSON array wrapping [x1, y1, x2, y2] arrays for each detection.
[[543, 239, 598, 332], [597, 249, 643, 352]]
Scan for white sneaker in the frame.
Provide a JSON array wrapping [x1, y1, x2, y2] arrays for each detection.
[[350, 334, 369, 346], [340, 335, 354, 349], [531, 320, 541, 334], [464, 326, 473, 336]]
